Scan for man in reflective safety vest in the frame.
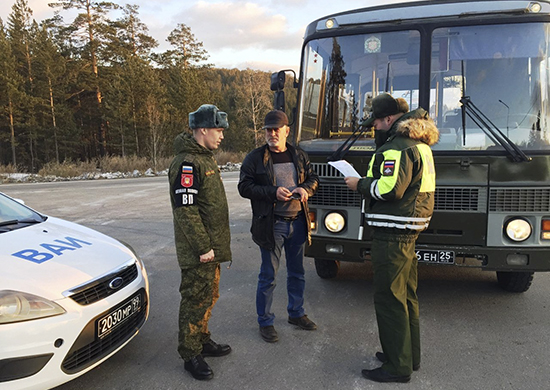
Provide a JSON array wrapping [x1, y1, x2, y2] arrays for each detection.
[[345, 93, 439, 383]]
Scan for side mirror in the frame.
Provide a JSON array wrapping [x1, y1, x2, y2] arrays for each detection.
[[270, 71, 286, 91]]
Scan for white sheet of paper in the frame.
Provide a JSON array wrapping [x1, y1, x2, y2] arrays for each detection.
[[328, 160, 362, 178]]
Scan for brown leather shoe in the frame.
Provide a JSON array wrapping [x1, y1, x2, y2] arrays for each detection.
[[184, 355, 213, 380], [259, 325, 278, 343], [288, 315, 317, 330]]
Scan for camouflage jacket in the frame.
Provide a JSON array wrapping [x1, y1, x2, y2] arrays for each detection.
[[168, 132, 232, 268]]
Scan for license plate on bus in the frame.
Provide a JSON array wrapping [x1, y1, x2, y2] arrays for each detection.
[[416, 250, 455, 264], [97, 293, 141, 338]]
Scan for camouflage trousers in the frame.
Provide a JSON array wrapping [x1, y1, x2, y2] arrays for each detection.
[[178, 263, 220, 361]]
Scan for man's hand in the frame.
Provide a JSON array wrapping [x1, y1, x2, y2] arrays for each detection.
[[276, 186, 293, 201], [344, 176, 360, 191], [291, 187, 308, 202], [200, 249, 215, 263]]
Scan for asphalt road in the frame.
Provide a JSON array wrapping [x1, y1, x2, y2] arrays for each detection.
[[2, 173, 550, 390]]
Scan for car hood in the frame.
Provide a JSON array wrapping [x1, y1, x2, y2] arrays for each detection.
[[1, 217, 136, 300]]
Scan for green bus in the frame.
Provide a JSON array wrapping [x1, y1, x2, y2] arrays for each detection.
[[272, 0, 550, 292]]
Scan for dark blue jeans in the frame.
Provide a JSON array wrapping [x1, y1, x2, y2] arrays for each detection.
[[257, 215, 307, 327]]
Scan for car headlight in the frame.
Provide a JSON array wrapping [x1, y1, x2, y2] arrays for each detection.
[[0, 290, 66, 324], [504, 218, 532, 242], [324, 212, 346, 233]]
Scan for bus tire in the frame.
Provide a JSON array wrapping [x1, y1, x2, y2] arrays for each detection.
[[314, 259, 340, 279], [496, 271, 534, 293]]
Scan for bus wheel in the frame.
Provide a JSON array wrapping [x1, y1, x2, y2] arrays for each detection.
[[496, 271, 534, 292], [314, 259, 340, 279]]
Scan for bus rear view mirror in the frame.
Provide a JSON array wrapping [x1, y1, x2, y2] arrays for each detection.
[[271, 71, 286, 91]]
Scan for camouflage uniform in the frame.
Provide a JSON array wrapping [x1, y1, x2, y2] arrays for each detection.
[[168, 131, 231, 361]]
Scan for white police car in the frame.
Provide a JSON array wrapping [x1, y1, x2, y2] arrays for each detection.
[[0, 192, 149, 390]]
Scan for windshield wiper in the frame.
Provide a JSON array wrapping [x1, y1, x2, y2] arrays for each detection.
[[327, 124, 369, 161], [460, 96, 531, 162], [0, 217, 44, 227], [0, 219, 18, 227]]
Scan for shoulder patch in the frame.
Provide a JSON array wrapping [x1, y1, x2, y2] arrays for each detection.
[[205, 169, 216, 176], [173, 162, 199, 207], [181, 164, 194, 188], [383, 160, 396, 176]]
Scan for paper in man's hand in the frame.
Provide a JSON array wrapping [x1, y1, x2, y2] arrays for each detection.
[[328, 160, 362, 178]]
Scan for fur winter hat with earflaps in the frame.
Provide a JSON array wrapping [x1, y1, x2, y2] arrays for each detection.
[[189, 104, 229, 129]]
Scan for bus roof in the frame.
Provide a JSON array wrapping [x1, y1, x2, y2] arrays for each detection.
[[306, 0, 550, 37]]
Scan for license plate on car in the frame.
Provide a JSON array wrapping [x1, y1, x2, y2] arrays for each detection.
[[97, 293, 142, 338], [416, 250, 455, 264]]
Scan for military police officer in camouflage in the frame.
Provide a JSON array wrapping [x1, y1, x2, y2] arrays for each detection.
[[345, 93, 439, 384], [168, 104, 232, 381]]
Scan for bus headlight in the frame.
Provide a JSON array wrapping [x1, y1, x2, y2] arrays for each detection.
[[324, 212, 345, 233], [504, 218, 532, 242]]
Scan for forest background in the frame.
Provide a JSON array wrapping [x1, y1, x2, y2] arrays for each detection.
[[0, 0, 297, 176]]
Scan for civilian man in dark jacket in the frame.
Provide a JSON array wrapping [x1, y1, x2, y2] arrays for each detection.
[[169, 104, 232, 381], [238, 110, 319, 343]]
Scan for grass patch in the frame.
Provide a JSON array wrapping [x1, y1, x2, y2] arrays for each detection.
[[0, 164, 18, 174], [98, 155, 171, 172], [2, 152, 244, 178], [38, 160, 97, 177], [215, 150, 246, 165]]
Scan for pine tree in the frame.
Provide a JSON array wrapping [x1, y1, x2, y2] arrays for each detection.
[[49, 0, 119, 157], [34, 23, 68, 163], [0, 19, 26, 166], [157, 23, 210, 69]]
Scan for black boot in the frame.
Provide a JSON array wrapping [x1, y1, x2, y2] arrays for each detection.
[[362, 367, 410, 383], [184, 354, 213, 380], [202, 339, 232, 357], [376, 351, 420, 371]]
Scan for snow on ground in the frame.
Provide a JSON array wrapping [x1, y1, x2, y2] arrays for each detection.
[[0, 163, 241, 184]]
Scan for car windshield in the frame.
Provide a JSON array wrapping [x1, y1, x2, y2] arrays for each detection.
[[298, 22, 550, 152], [0, 193, 44, 230]]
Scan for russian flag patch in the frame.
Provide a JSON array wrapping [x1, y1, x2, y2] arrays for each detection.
[[383, 160, 395, 176]]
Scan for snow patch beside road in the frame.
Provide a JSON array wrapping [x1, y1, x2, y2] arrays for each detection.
[[0, 163, 241, 184]]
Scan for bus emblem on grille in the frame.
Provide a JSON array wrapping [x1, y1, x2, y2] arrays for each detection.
[[109, 277, 124, 290]]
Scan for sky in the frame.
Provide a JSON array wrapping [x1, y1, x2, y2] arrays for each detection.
[[0, 0, 414, 72]]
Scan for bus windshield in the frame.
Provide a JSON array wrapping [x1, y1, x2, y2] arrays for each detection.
[[298, 22, 550, 152]]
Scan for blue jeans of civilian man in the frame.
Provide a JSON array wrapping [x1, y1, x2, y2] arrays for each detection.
[[257, 214, 307, 327]]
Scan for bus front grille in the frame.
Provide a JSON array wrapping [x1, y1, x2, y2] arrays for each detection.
[[489, 188, 550, 212], [434, 187, 486, 212], [310, 184, 361, 207]]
